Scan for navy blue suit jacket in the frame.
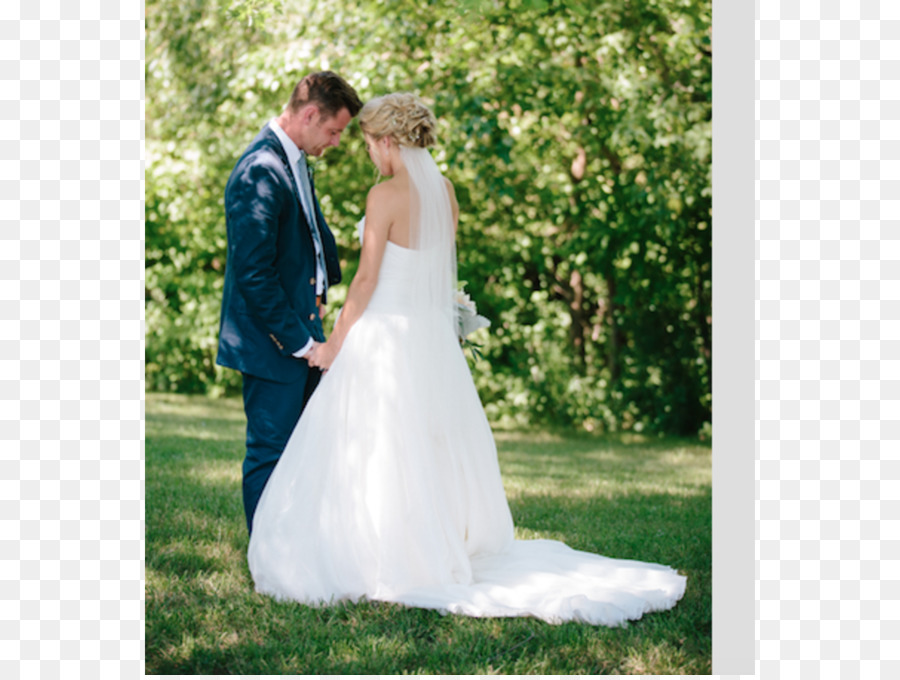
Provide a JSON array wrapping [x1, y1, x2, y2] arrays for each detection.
[[216, 125, 342, 383]]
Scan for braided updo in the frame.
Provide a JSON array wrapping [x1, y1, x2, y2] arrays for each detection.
[[358, 92, 437, 148]]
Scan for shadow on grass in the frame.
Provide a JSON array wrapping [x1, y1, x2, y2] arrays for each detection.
[[497, 431, 710, 482]]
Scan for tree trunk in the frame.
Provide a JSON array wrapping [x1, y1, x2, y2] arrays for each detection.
[[568, 269, 587, 371], [605, 272, 622, 382]]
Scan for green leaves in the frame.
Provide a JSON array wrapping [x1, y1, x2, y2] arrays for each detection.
[[146, 0, 711, 435], [225, 0, 285, 27]]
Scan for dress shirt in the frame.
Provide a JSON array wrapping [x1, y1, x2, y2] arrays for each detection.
[[268, 118, 324, 359]]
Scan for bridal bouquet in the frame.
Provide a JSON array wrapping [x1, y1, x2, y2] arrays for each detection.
[[456, 286, 490, 361]]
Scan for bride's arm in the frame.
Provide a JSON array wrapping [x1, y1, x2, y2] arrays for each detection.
[[443, 176, 459, 232], [308, 184, 392, 370]]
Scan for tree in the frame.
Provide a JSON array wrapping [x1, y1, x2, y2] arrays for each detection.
[[145, 0, 711, 435]]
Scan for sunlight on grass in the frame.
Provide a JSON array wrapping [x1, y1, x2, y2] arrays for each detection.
[[147, 392, 245, 420], [146, 393, 246, 443], [169, 634, 198, 667], [493, 430, 568, 444], [145, 418, 245, 443], [151, 426, 242, 443], [620, 640, 691, 675], [497, 435, 711, 505], [169, 507, 232, 535], [186, 461, 242, 486], [328, 639, 363, 665], [514, 526, 569, 542]]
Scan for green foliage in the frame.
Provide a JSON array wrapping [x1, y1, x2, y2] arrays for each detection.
[[146, 0, 711, 434], [145, 393, 711, 674]]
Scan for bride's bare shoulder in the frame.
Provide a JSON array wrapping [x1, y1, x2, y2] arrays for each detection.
[[365, 178, 405, 226], [365, 179, 394, 203], [367, 176, 408, 201]]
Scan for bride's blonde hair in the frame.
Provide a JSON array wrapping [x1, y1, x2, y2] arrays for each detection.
[[358, 92, 437, 148]]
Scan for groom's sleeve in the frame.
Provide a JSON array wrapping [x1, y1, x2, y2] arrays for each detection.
[[225, 156, 311, 355]]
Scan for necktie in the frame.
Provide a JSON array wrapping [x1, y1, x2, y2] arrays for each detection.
[[295, 153, 328, 296]]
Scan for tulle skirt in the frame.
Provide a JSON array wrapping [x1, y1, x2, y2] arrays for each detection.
[[247, 304, 686, 626]]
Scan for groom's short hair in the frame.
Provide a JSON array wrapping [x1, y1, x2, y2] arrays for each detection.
[[288, 72, 363, 120]]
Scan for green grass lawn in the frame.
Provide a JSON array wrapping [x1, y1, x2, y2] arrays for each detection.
[[145, 392, 711, 675]]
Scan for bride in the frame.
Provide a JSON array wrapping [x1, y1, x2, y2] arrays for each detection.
[[247, 92, 687, 625]]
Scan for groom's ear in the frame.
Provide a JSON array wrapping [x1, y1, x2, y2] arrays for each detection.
[[299, 103, 320, 125]]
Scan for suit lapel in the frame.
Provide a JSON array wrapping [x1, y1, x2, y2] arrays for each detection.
[[262, 126, 307, 222], [261, 124, 338, 289]]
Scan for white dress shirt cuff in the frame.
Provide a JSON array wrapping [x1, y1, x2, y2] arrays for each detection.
[[293, 338, 315, 359]]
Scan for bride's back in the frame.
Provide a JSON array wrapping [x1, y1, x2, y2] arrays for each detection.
[[376, 174, 413, 249], [380, 172, 457, 251]]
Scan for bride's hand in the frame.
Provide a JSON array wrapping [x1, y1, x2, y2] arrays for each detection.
[[308, 340, 338, 371]]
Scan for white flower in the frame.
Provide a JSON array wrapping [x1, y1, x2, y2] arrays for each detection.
[[455, 290, 476, 314], [456, 286, 490, 340]]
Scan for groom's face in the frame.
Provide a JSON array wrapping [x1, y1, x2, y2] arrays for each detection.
[[304, 107, 353, 157]]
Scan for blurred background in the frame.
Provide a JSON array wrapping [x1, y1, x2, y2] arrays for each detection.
[[145, 0, 711, 437]]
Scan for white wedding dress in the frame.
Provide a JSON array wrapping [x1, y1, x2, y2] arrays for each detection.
[[247, 148, 686, 626]]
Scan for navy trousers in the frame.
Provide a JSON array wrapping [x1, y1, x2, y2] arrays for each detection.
[[241, 366, 321, 534]]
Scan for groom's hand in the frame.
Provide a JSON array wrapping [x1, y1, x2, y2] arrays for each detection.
[[298, 341, 319, 361]]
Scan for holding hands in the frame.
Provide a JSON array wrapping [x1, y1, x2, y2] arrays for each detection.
[[306, 340, 338, 371]]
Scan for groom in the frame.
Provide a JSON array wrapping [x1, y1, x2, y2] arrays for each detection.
[[216, 71, 363, 534]]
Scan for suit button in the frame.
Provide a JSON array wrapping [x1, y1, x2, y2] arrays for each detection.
[[309, 313, 316, 321], [309, 277, 316, 285]]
